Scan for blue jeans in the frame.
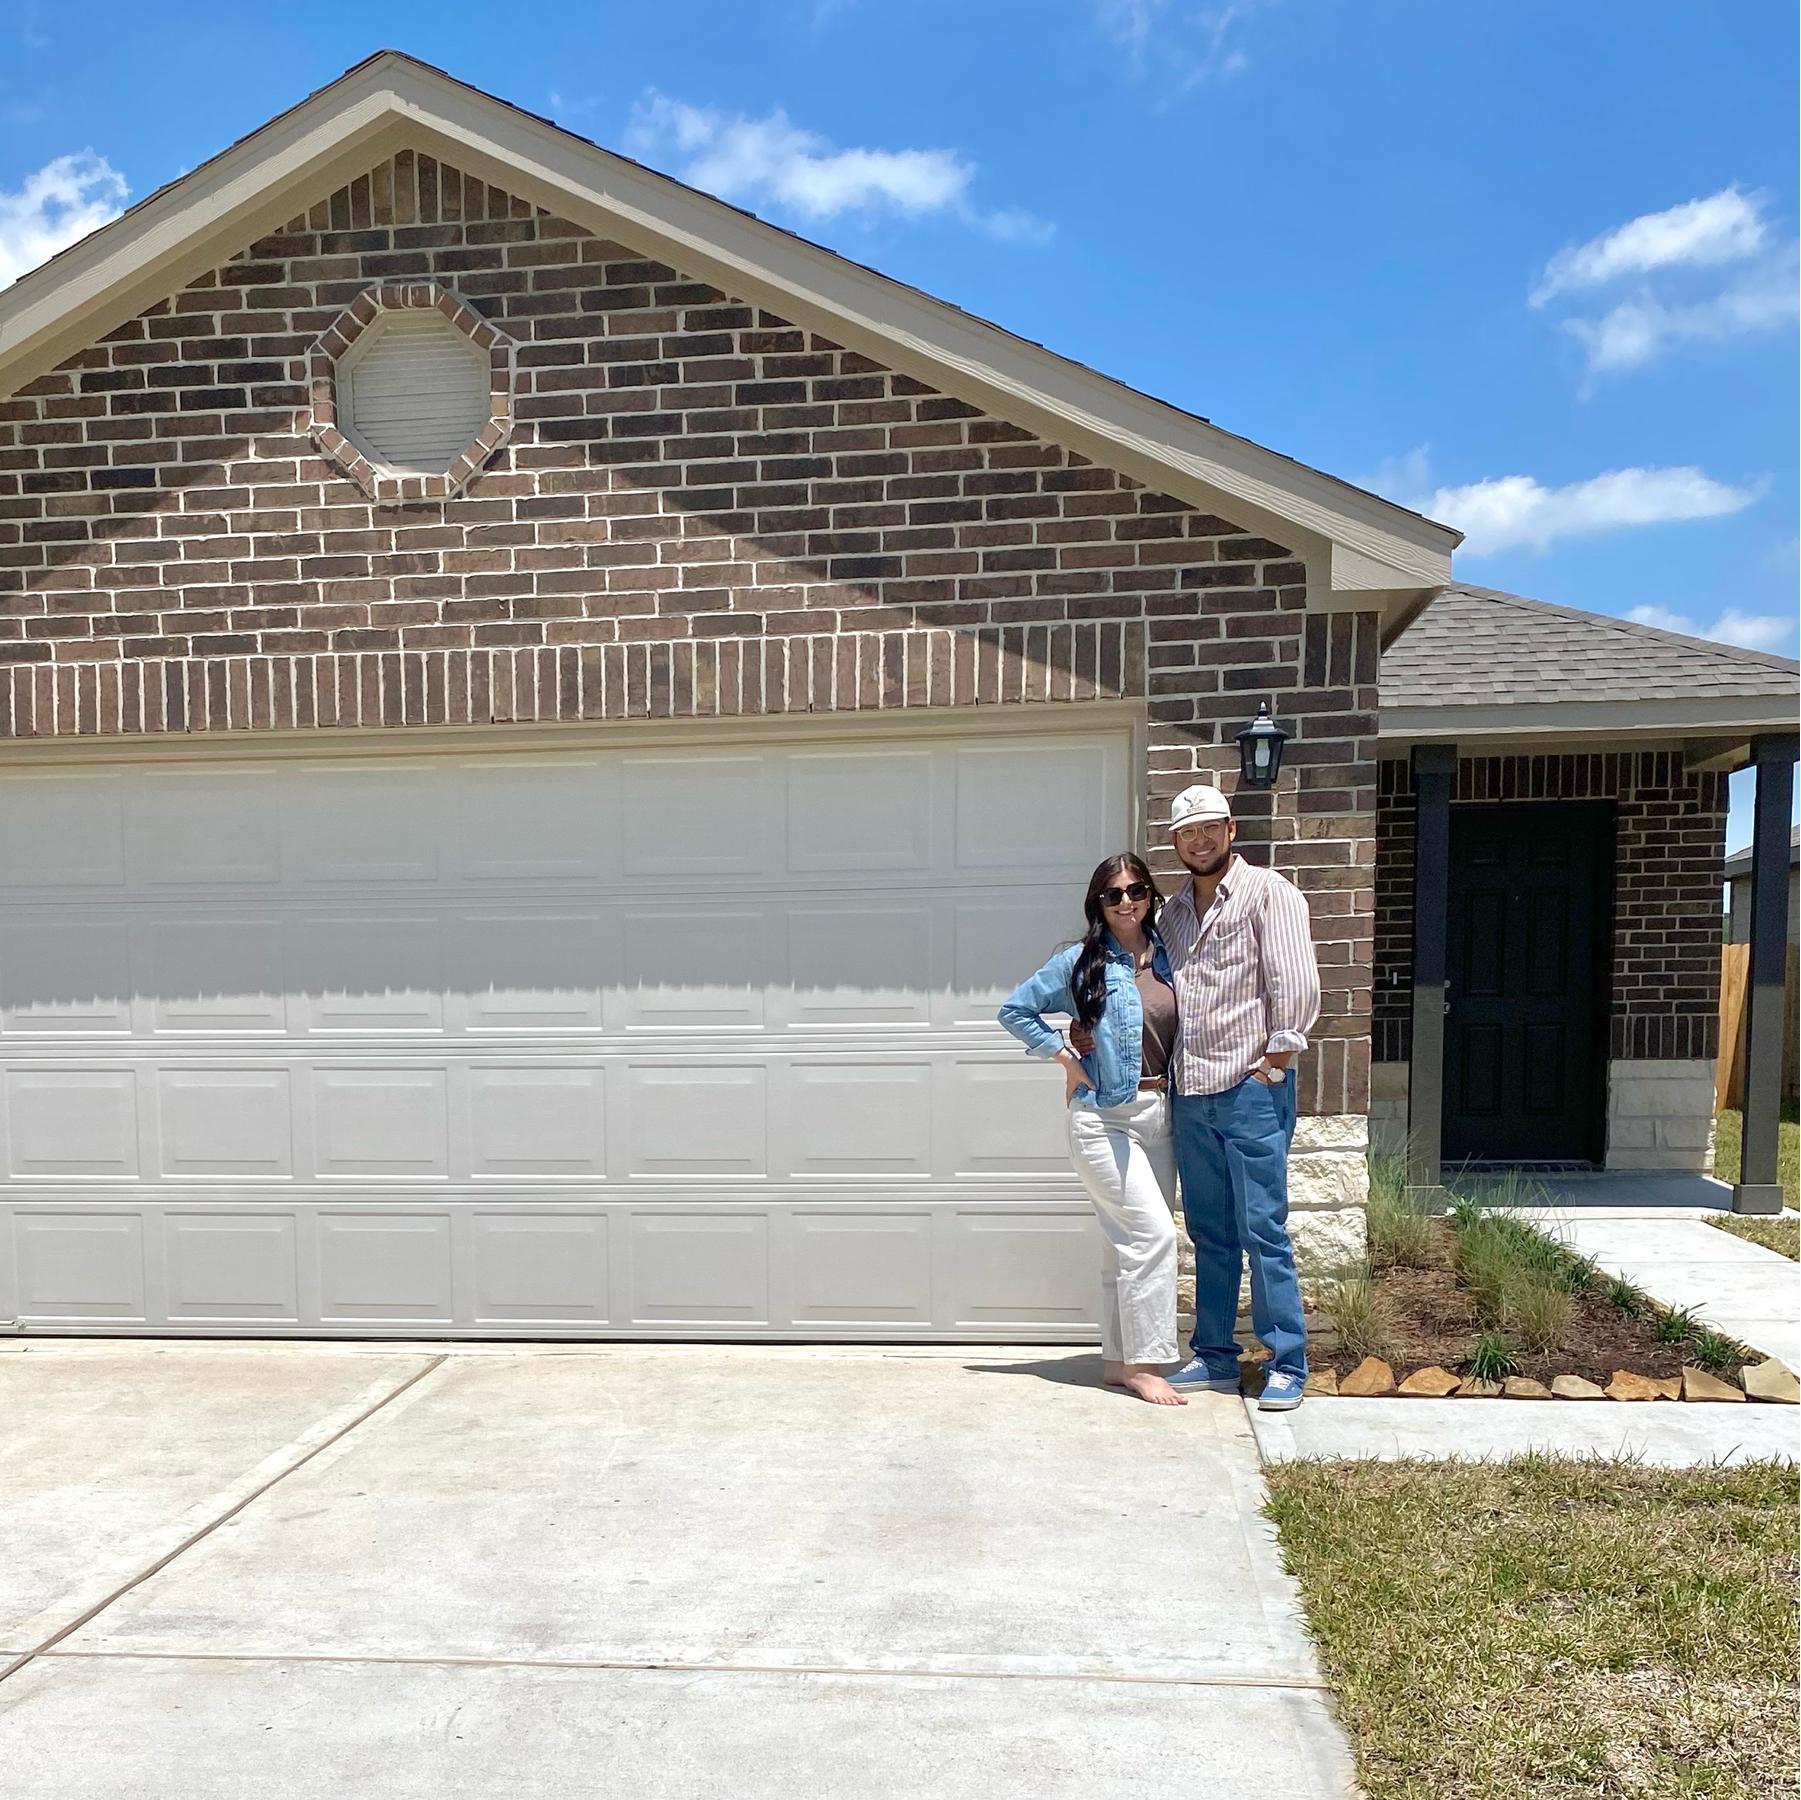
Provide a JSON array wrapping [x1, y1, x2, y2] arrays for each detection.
[[1172, 1076, 1306, 1382]]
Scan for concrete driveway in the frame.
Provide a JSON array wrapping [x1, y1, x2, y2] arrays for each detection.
[[0, 1341, 1355, 1799]]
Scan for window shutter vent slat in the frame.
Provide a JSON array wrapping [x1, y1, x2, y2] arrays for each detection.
[[343, 313, 490, 471]]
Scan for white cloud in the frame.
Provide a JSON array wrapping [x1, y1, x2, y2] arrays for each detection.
[[1531, 187, 1770, 306], [1093, 0, 1262, 97], [1415, 464, 1761, 557], [625, 92, 1051, 243], [0, 151, 126, 289], [1627, 602, 1795, 653], [1563, 250, 1800, 371], [1530, 186, 1797, 375]]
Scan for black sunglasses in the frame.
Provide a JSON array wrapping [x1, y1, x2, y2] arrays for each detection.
[[1100, 882, 1151, 906]]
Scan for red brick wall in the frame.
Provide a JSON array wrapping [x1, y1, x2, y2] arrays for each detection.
[[1374, 752, 1727, 1063], [0, 149, 1380, 1117]]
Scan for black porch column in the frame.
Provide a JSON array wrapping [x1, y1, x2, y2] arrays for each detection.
[[1734, 734, 1797, 1215], [1407, 744, 1457, 1194]]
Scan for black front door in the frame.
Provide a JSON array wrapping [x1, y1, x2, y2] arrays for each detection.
[[1443, 802, 1612, 1166]]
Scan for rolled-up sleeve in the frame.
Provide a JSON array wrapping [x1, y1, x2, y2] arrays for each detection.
[[997, 950, 1077, 1060], [1255, 879, 1321, 1054]]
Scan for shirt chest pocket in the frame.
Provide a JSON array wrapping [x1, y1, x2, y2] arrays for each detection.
[[1202, 917, 1252, 963]]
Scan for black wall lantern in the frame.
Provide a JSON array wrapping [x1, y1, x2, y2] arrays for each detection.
[[1235, 701, 1289, 789]]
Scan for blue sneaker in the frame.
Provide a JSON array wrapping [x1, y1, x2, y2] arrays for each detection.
[[1166, 1357, 1242, 1394], [1257, 1373, 1305, 1411]]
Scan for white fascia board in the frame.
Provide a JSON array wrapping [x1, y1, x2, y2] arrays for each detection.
[[1380, 694, 1801, 745], [0, 54, 1454, 612]]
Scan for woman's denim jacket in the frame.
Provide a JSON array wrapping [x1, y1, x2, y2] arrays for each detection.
[[996, 933, 1175, 1107]]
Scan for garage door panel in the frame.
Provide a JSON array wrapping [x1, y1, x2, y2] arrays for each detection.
[[0, 918, 134, 1035], [317, 1213, 453, 1320], [12, 1212, 146, 1320], [620, 755, 771, 877], [291, 916, 443, 1033], [0, 772, 126, 889], [786, 749, 934, 873], [941, 1060, 1071, 1176], [782, 905, 933, 1026], [5, 1069, 140, 1177], [465, 1066, 605, 1178], [942, 1212, 1098, 1327], [955, 741, 1119, 874], [156, 1069, 292, 1178], [616, 908, 768, 1029], [0, 724, 1131, 1339], [781, 1062, 933, 1177], [470, 1212, 610, 1322], [628, 1212, 768, 1323], [310, 1068, 449, 1178], [285, 764, 442, 885], [791, 1211, 933, 1323], [947, 898, 1077, 1024], [624, 1065, 767, 1177], [127, 769, 283, 888], [453, 758, 618, 882], [146, 916, 287, 1035], [164, 1212, 299, 1321], [457, 913, 612, 1032]]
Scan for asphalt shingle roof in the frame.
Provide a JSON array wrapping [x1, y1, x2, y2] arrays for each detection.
[[1380, 584, 1801, 710], [1723, 825, 1801, 881]]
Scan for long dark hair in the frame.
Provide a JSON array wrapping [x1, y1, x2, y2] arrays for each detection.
[[1071, 853, 1160, 1031]]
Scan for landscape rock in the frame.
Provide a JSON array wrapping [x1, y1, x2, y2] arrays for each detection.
[[1339, 1356, 1396, 1397], [1681, 1366, 1746, 1403], [1604, 1371, 1663, 1402], [1397, 1365, 1462, 1397], [1302, 1369, 1339, 1397], [1455, 1377, 1504, 1397], [1741, 1360, 1800, 1404], [1652, 1377, 1682, 1400], [1501, 1376, 1552, 1399], [1551, 1374, 1608, 1400]]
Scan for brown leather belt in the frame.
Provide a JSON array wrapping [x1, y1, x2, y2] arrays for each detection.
[[1138, 1076, 1168, 1090]]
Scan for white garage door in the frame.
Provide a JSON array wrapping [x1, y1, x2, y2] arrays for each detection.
[[0, 723, 1132, 1339]]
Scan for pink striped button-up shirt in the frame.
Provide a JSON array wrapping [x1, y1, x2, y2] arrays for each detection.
[[1156, 854, 1321, 1097]]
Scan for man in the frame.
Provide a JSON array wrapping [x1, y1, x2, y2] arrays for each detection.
[[1155, 783, 1320, 1411]]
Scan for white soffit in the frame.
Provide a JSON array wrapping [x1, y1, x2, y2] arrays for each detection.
[[0, 51, 1458, 609]]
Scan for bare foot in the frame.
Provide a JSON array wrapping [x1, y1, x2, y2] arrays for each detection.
[[1103, 1361, 1187, 1405]]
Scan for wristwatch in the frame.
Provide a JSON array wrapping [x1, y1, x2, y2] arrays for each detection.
[[1257, 1060, 1287, 1084]]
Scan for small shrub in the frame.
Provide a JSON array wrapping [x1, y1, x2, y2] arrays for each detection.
[[1324, 1262, 1397, 1363], [1366, 1152, 1436, 1268], [1508, 1280, 1576, 1355], [1655, 1305, 1701, 1346], [1466, 1331, 1517, 1382], [1555, 1252, 1601, 1295], [1688, 1329, 1740, 1374], [1602, 1276, 1644, 1318]]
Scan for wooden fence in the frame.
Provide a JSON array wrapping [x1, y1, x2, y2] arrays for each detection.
[[1715, 942, 1800, 1110]]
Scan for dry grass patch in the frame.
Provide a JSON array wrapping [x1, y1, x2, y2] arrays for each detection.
[[1264, 1457, 1799, 1800], [1707, 1214, 1799, 1261]]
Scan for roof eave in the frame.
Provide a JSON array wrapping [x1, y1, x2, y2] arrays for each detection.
[[1379, 694, 1801, 751], [0, 51, 1455, 616]]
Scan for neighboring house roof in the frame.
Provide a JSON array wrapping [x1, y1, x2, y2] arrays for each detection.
[[1380, 583, 1801, 754], [1723, 825, 1801, 882], [0, 51, 1455, 617]]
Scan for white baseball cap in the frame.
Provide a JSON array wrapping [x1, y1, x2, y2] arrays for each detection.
[[1168, 784, 1233, 833]]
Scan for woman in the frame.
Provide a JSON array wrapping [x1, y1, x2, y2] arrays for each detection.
[[997, 854, 1184, 1406]]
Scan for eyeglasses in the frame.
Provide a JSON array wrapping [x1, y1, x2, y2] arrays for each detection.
[[1100, 882, 1151, 907]]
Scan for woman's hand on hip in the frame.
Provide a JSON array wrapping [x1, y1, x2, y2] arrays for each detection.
[[1056, 1048, 1087, 1104]]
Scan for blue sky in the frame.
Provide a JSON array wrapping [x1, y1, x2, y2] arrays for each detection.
[[1, 1, 1794, 845]]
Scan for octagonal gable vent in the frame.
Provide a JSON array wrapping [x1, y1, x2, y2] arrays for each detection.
[[341, 311, 490, 473]]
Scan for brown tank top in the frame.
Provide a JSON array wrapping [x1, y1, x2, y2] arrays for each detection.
[[1135, 965, 1177, 1080]]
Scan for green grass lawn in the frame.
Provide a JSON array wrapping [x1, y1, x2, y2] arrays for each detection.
[[1712, 1103, 1800, 1210], [1264, 1457, 1800, 1800], [1708, 1214, 1800, 1260]]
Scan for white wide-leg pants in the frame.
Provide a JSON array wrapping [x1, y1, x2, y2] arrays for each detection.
[[1066, 1088, 1179, 1365]]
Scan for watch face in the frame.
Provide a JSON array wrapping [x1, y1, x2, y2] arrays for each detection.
[[1267, 1066, 1286, 1083]]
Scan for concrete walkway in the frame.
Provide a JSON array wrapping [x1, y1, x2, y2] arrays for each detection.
[[0, 1341, 1357, 1800]]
